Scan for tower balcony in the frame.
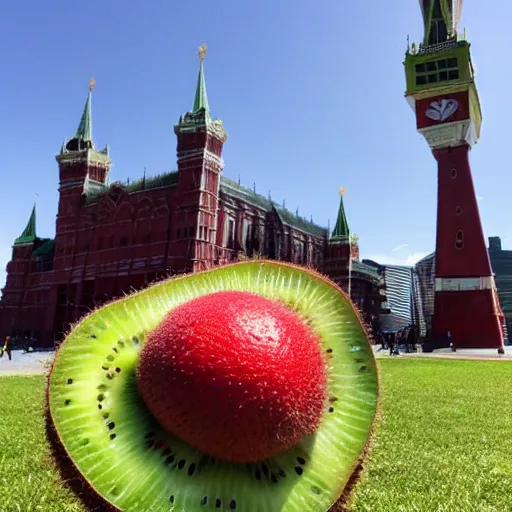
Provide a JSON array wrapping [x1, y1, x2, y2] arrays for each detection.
[[404, 38, 475, 99], [410, 35, 459, 56], [404, 35, 482, 150]]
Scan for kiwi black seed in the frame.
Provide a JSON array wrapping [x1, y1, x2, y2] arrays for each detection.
[[47, 260, 378, 511]]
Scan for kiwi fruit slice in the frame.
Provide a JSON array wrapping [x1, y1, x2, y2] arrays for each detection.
[[47, 260, 378, 512]]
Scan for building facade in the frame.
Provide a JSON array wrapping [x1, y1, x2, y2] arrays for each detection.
[[0, 48, 384, 345], [364, 262, 417, 334], [413, 252, 436, 336]]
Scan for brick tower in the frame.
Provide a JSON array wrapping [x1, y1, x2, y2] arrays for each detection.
[[404, 1, 504, 350], [49, 79, 111, 338], [169, 44, 228, 273], [323, 188, 352, 294], [54, 78, 111, 271], [0, 205, 38, 333]]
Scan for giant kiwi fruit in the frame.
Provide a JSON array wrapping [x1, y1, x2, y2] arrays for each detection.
[[47, 260, 379, 511]]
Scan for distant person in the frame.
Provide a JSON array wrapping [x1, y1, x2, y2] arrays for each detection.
[[2, 336, 12, 361], [30, 335, 38, 352], [396, 330, 403, 352], [22, 335, 31, 353], [388, 332, 395, 356], [448, 331, 455, 352], [407, 327, 416, 353], [377, 331, 385, 349], [380, 332, 387, 350]]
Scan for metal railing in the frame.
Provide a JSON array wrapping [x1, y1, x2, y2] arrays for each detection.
[[407, 33, 466, 56], [418, 38, 458, 55]]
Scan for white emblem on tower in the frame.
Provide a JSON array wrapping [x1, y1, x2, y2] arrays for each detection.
[[426, 99, 459, 122]]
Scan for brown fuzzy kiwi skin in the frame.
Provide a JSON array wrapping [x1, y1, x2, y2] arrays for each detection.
[[45, 259, 380, 512]]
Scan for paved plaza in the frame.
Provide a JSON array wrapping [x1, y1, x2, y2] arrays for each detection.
[[0, 349, 55, 376], [374, 345, 512, 361], [1, 344, 511, 378]]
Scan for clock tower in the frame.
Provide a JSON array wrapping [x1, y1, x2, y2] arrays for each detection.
[[404, 1, 504, 350]]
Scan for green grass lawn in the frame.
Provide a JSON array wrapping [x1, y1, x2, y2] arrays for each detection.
[[1, 359, 512, 511], [349, 358, 512, 511], [0, 375, 86, 512]]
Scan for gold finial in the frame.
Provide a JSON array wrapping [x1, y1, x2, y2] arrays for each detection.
[[198, 43, 207, 63], [89, 77, 96, 91], [339, 186, 346, 197]]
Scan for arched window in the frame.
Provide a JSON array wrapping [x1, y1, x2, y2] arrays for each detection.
[[455, 230, 464, 250]]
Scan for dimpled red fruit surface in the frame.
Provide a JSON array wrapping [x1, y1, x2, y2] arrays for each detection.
[[136, 290, 328, 464]]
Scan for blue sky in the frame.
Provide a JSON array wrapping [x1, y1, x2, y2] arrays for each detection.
[[1, 1, 511, 288]]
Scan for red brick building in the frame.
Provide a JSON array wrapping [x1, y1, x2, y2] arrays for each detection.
[[0, 48, 384, 345]]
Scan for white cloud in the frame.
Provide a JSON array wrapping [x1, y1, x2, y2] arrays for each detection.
[[392, 243, 409, 252], [477, 195, 484, 202], [403, 251, 430, 265], [364, 251, 430, 267]]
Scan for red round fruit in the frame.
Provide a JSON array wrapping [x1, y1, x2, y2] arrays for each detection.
[[136, 290, 328, 463]]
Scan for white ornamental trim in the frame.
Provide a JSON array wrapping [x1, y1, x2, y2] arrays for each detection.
[[418, 119, 477, 149], [177, 149, 205, 159], [56, 149, 111, 166], [435, 276, 496, 292], [206, 121, 228, 142], [177, 149, 224, 170], [59, 180, 86, 190]]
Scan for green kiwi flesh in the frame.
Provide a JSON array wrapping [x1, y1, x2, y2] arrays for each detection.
[[48, 260, 378, 512]]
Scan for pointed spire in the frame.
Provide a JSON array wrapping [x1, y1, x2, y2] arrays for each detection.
[[73, 78, 95, 146], [192, 44, 210, 118], [420, 0, 461, 45], [14, 204, 37, 245], [331, 187, 350, 241]]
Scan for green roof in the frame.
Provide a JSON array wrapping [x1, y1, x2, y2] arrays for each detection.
[[220, 177, 272, 210], [14, 204, 37, 245], [84, 171, 179, 206], [274, 206, 327, 238], [331, 194, 350, 240], [81, 170, 326, 238], [74, 86, 93, 144], [32, 238, 55, 259], [220, 177, 328, 238], [124, 172, 178, 193], [192, 60, 210, 119]]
